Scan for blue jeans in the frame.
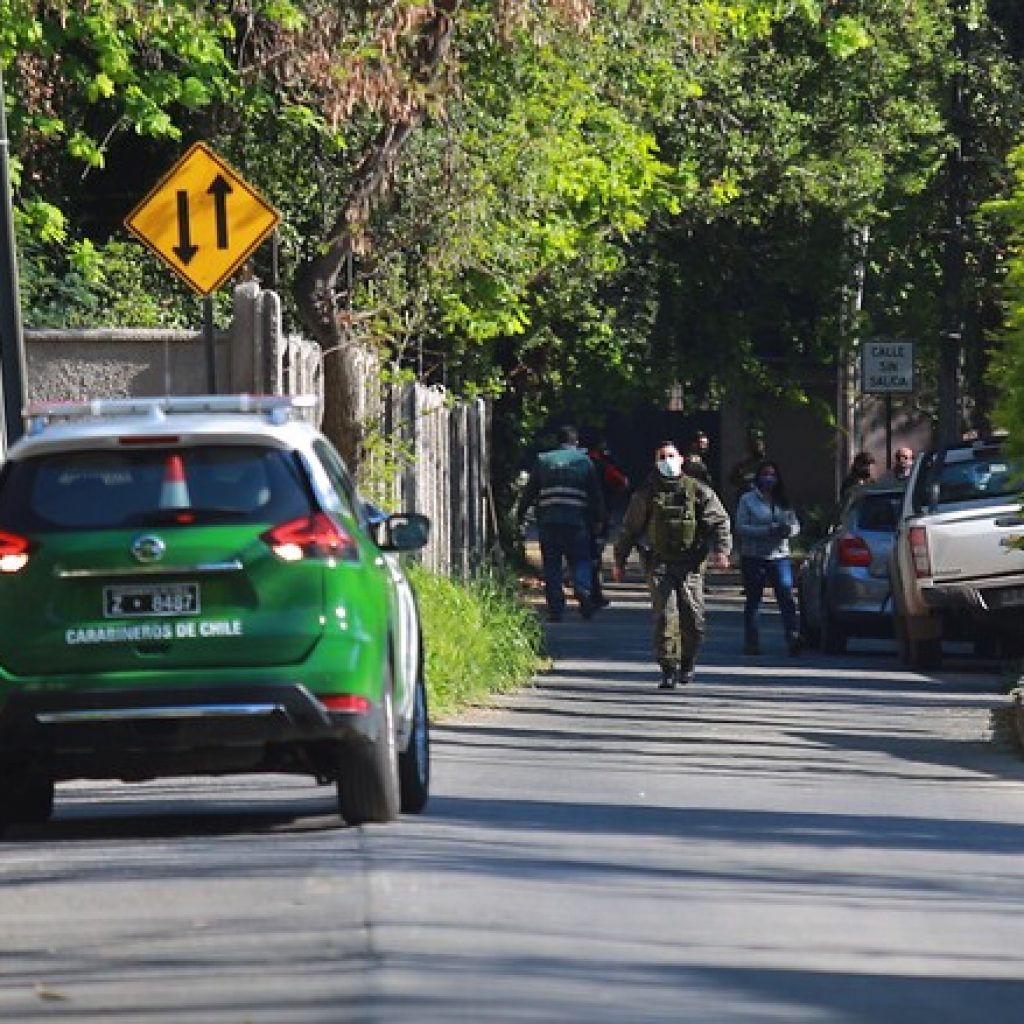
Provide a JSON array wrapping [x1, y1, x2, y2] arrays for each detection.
[[539, 522, 593, 615], [741, 556, 798, 640]]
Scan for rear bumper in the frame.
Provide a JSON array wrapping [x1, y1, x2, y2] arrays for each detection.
[[822, 571, 894, 636], [0, 684, 378, 782], [922, 576, 1024, 613], [910, 577, 1024, 642]]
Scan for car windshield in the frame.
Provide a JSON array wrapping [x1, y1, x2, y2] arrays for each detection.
[[0, 445, 313, 531]]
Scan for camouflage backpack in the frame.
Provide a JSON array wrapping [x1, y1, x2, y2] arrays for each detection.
[[649, 475, 700, 561]]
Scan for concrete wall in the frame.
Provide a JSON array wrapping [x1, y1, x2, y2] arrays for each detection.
[[24, 329, 228, 403]]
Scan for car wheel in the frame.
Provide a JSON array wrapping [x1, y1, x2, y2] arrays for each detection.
[[819, 595, 847, 654], [908, 636, 942, 671], [336, 674, 400, 826], [0, 774, 55, 830], [798, 589, 820, 648], [974, 634, 1000, 659], [398, 666, 430, 815], [893, 612, 911, 664]]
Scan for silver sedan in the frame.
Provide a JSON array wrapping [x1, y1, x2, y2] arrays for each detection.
[[797, 485, 905, 653]]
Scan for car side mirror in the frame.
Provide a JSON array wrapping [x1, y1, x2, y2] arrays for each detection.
[[374, 512, 430, 552]]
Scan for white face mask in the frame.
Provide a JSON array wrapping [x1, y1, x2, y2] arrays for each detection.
[[656, 455, 684, 479]]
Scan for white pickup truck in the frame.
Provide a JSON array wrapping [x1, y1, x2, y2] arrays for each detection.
[[890, 435, 1024, 669]]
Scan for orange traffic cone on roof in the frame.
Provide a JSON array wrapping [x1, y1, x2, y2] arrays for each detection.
[[160, 454, 190, 508]]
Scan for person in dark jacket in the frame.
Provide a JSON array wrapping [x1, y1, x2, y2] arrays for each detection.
[[586, 435, 630, 608], [682, 430, 713, 487], [840, 450, 876, 503], [727, 425, 767, 509], [517, 425, 605, 622], [611, 441, 732, 688]]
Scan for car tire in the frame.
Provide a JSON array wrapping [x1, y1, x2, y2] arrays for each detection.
[[798, 591, 820, 649], [0, 774, 55, 830], [893, 612, 911, 664], [819, 595, 847, 654], [398, 665, 430, 815], [908, 636, 942, 670], [974, 634, 1000, 659], [336, 675, 400, 826]]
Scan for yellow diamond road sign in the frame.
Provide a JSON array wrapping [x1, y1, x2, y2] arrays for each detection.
[[124, 142, 280, 296]]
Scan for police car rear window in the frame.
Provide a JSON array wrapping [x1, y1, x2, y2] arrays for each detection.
[[0, 446, 313, 531]]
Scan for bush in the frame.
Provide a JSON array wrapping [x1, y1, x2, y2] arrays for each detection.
[[407, 563, 544, 718]]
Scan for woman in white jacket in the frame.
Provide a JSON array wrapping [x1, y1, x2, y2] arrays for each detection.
[[734, 460, 801, 655]]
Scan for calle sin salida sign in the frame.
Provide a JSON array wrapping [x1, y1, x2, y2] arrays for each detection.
[[861, 339, 915, 395]]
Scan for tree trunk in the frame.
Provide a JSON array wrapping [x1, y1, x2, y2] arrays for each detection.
[[292, 2, 459, 468]]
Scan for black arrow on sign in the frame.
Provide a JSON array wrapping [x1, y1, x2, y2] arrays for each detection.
[[173, 191, 198, 264], [208, 175, 233, 249]]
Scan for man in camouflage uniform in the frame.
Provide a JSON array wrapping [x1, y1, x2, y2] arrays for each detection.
[[612, 441, 732, 688]]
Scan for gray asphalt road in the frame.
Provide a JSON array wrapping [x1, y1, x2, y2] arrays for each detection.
[[3, 573, 1024, 1022]]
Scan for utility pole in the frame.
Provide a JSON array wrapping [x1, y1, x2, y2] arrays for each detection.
[[938, 0, 969, 445], [836, 224, 869, 499], [0, 66, 28, 451]]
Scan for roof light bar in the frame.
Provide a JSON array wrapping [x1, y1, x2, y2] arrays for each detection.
[[23, 394, 317, 434]]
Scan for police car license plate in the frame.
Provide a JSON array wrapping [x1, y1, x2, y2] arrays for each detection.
[[104, 583, 200, 618]]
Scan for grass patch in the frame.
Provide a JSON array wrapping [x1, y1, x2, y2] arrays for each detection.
[[408, 563, 545, 718]]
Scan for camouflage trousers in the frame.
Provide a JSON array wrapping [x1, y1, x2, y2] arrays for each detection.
[[648, 561, 706, 673]]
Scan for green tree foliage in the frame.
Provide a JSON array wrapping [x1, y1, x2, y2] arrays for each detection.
[[3, 1, 1024, 468], [1, 0, 248, 326], [984, 145, 1024, 461]]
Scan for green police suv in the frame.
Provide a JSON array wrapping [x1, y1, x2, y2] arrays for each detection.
[[0, 395, 431, 832]]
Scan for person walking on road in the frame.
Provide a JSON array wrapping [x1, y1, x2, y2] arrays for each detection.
[[839, 450, 876, 503], [683, 430, 714, 487], [877, 445, 914, 487], [727, 425, 766, 509], [517, 424, 605, 622], [735, 459, 801, 656], [611, 441, 732, 689], [585, 435, 630, 608]]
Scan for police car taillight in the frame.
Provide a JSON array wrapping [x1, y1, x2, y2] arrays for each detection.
[[0, 530, 33, 573], [261, 514, 359, 562]]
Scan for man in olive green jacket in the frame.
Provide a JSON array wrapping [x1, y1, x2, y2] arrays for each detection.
[[613, 441, 731, 688]]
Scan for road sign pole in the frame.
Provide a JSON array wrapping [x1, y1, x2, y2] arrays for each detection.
[[203, 296, 217, 394], [0, 67, 28, 449], [885, 393, 893, 470]]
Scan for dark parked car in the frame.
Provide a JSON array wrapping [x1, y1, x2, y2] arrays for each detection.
[[797, 485, 904, 653]]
